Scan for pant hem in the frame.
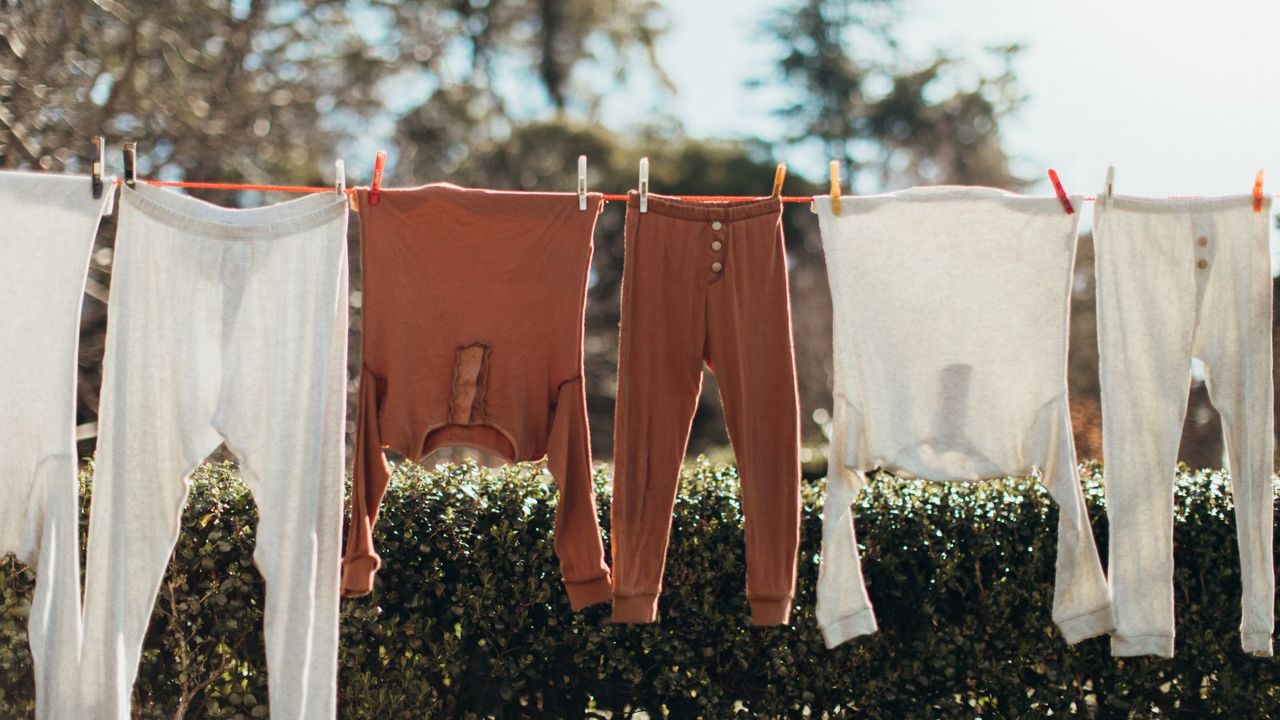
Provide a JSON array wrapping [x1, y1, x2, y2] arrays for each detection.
[[749, 597, 793, 626], [612, 593, 659, 623], [1111, 633, 1175, 658], [1242, 632, 1274, 657], [1057, 605, 1116, 645], [819, 608, 878, 648], [565, 574, 613, 610]]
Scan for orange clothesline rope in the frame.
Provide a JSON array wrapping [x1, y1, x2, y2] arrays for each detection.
[[110, 179, 1273, 204]]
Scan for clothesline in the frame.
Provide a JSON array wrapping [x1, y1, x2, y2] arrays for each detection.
[[107, 180, 1265, 204]]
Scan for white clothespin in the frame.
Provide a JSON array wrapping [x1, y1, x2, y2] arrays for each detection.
[[578, 155, 588, 211], [335, 159, 346, 194], [639, 157, 649, 213], [1104, 163, 1114, 209]]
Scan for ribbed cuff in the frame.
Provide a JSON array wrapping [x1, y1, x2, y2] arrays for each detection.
[[1242, 632, 1274, 657], [565, 574, 613, 610], [1057, 606, 1116, 645], [341, 555, 380, 598], [612, 593, 659, 623], [1111, 634, 1174, 658], [750, 597, 793, 626], [819, 608, 879, 648]]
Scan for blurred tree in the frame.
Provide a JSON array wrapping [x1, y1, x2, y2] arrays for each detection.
[[764, 0, 1027, 190]]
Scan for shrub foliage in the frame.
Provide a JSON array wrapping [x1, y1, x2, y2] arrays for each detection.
[[1, 460, 1277, 718]]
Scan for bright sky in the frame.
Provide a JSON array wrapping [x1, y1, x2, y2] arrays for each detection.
[[630, 0, 1280, 212]]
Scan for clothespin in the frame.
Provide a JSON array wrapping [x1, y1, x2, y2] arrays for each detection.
[[771, 163, 787, 199], [577, 155, 588, 211], [369, 150, 386, 206], [91, 136, 105, 199], [1104, 163, 1115, 209], [334, 159, 346, 194], [123, 141, 137, 188], [1047, 168, 1073, 214], [1253, 169, 1265, 213], [638, 157, 649, 213], [829, 160, 841, 214]]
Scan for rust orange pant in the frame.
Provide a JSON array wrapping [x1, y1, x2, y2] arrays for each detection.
[[611, 192, 801, 625]]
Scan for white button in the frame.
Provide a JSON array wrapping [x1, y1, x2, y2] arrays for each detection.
[[711, 221, 722, 230], [711, 262, 723, 272], [711, 241, 723, 251]]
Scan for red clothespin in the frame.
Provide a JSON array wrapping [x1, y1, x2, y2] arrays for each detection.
[[1047, 168, 1073, 215], [369, 150, 386, 206], [1252, 169, 1264, 213]]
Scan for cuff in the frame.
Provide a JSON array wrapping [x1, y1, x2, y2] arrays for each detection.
[[565, 573, 613, 610], [340, 555, 380, 598], [750, 597, 793, 626], [612, 593, 659, 623], [1111, 634, 1174, 658], [819, 607, 879, 648], [1057, 605, 1116, 645], [1243, 632, 1274, 657]]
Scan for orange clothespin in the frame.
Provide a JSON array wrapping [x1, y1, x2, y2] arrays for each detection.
[[1048, 168, 1073, 214], [829, 160, 841, 214], [771, 163, 787, 199], [369, 150, 386, 206], [1253, 169, 1265, 213]]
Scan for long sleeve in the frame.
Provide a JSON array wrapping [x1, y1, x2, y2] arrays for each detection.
[[545, 376, 613, 609], [816, 395, 878, 648], [341, 365, 392, 597], [1042, 406, 1115, 644]]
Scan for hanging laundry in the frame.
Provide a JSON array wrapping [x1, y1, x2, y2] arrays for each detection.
[[342, 184, 613, 609], [77, 183, 350, 719], [0, 171, 115, 720], [610, 192, 802, 626], [1094, 194, 1274, 658], [812, 186, 1115, 648]]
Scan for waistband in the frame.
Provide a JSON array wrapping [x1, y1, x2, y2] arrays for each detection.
[[122, 182, 348, 240], [1099, 193, 1270, 215], [628, 191, 782, 222]]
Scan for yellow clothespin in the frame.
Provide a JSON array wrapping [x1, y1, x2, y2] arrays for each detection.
[[829, 160, 841, 214], [771, 163, 787, 199]]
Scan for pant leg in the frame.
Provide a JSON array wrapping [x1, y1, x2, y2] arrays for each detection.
[[703, 212, 801, 626], [610, 204, 708, 623], [0, 171, 112, 719], [212, 221, 348, 717], [1195, 201, 1275, 656], [79, 199, 225, 718], [1094, 203, 1198, 658]]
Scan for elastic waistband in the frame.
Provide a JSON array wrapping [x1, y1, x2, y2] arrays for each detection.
[[1099, 193, 1269, 215], [122, 182, 348, 239], [628, 191, 781, 222]]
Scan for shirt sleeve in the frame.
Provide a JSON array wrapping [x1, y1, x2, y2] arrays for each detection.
[[545, 376, 614, 609], [341, 365, 392, 597]]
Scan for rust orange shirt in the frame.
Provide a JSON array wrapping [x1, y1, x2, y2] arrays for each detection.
[[342, 184, 612, 609]]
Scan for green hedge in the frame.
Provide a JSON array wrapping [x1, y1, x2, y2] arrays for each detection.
[[2, 460, 1277, 718]]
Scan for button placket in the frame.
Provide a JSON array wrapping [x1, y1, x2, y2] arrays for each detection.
[[709, 218, 726, 277]]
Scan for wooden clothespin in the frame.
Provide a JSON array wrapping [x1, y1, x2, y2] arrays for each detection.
[[335, 159, 346, 194], [578, 155, 588, 211], [369, 150, 386, 206], [1048, 168, 1073, 214], [1253, 169, 1265, 213], [638, 157, 649, 213], [771, 163, 787, 199], [123, 141, 137, 188], [829, 160, 841, 214], [91, 136, 105, 199], [1104, 163, 1115, 209]]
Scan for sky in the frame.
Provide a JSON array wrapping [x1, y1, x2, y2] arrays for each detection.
[[620, 0, 1280, 235]]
